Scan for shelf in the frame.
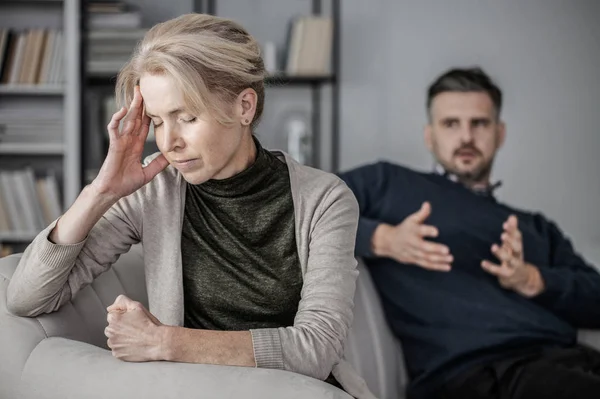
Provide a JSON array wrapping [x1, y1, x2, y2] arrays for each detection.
[[0, 143, 64, 155], [265, 75, 336, 86], [1, 0, 63, 3], [0, 85, 64, 95], [0, 232, 38, 242], [87, 74, 336, 87]]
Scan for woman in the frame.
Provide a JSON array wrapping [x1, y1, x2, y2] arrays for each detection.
[[6, 13, 373, 399]]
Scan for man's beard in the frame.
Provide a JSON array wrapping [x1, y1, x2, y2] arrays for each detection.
[[440, 145, 493, 184]]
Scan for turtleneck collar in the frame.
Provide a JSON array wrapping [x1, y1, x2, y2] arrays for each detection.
[[190, 138, 278, 197]]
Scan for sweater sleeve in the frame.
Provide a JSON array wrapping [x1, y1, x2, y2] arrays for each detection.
[[6, 193, 142, 317], [337, 161, 392, 258], [531, 216, 600, 328], [250, 180, 359, 381]]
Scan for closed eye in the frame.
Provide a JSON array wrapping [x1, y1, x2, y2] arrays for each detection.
[[182, 117, 197, 123]]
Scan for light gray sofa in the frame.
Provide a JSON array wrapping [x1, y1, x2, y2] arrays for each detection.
[[1, 249, 599, 399]]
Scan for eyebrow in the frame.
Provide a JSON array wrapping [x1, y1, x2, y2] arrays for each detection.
[[145, 108, 185, 118]]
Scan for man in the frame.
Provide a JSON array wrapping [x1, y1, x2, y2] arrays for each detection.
[[339, 67, 600, 399]]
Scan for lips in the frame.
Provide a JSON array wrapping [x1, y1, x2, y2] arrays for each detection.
[[171, 158, 199, 171]]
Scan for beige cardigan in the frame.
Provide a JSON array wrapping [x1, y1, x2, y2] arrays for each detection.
[[7, 152, 376, 399]]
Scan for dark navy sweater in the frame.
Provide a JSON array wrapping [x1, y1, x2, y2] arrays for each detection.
[[339, 161, 600, 398]]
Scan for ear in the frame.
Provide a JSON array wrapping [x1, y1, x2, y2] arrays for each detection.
[[236, 88, 258, 126], [496, 121, 506, 149], [424, 123, 434, 151]]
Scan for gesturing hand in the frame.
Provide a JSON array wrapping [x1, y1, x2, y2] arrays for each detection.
[[92, 86, 169, 201], [376, 202, 453, 271], [105, 295, 165, 362], [481, 215, 544, 297]]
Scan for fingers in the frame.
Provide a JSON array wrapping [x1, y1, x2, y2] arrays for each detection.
[[121, 87, 143, 135], [491, 243, 512, 265], [418, 224, 439, 238], [107, 294, 134, 313], [142, 154, 169, 184], [503, 215, 519, 232], [481, 260, 511, 277], [415, 251, 453, 271], [138, 104, 152, 140], [419, 239, 450, 255], [501, 231, 522, 257], [409, 202, 432, 224], [107, 106, 128, 141]]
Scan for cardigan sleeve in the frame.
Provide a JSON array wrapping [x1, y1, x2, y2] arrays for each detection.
[[250, 179, 359, 380], [6, 193, 143, 317]]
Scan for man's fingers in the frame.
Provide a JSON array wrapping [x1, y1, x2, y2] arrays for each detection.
[[419, 224, 439, 238], [419, 260, 452, 272], [419, 239, 450, 255], [413, 251, 452, 272], [481, 260, 511, 277], [409, 202, 432, 224], [503, 215, 519, 232], [491, 243, 512, 265], [501, 232, 522, 256]]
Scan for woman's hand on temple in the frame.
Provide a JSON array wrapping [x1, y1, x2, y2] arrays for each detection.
[[91, 85, 168, 202]]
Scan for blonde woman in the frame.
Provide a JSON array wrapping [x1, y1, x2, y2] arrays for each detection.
[[7, 13, 373, 399]]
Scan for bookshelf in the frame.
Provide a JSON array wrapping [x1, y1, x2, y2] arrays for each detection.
[[81, 0, 341, 180], [0, 0, 82, 254], [197, 0, 341, 171]]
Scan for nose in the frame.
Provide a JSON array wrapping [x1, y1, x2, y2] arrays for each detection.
[[458, 125, 475, 144], [160, 122, 184, 152]]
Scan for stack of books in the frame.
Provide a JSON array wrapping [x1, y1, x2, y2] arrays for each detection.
[[0, 28, 64, 86], [0, 169, 62, 236], [284, 16, 333, 76], [0, 117, 63, 146], [87, 1, 145, 75]]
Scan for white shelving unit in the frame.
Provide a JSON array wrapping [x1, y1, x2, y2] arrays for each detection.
[[0, 85, 64, 95], [0, 143, 65, 155], [0, 0, 81, 248]]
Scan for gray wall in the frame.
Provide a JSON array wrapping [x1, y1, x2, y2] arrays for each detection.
[[132, 0, 600, 260], [341, 0, 600, 260]]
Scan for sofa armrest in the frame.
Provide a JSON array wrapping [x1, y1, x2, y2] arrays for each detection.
[[578, 329, 600, 351], [20, 337, 351, 399]]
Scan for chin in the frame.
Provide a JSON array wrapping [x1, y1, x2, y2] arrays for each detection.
[[179, 168, 213, 185]]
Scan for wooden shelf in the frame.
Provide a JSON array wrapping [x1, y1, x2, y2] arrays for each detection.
[[0, 143, 64, 155], [0, 85, 64, 95], [0, 231, 38, 242], [87, 74, 336, 87]]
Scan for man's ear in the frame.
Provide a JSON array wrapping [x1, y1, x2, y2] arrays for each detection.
[[496, 121, 506, 149], [237, 88, 257, 126], [424, 124, 434, 151]]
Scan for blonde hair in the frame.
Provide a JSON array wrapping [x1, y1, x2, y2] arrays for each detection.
[[115, 13, 266, 128]]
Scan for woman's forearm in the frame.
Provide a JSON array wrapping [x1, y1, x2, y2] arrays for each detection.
[[49, 184, 118, 244], [159, 326, 255, 367]]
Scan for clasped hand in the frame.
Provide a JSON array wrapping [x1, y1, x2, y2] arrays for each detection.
[[104, 294, 164, 362]]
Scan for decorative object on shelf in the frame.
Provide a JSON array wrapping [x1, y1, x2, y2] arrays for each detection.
[[281, 110, 312, 165], [262, 41, 278, 74]]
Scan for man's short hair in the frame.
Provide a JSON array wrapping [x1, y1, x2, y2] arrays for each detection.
[[426, 67, 503, 119]]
